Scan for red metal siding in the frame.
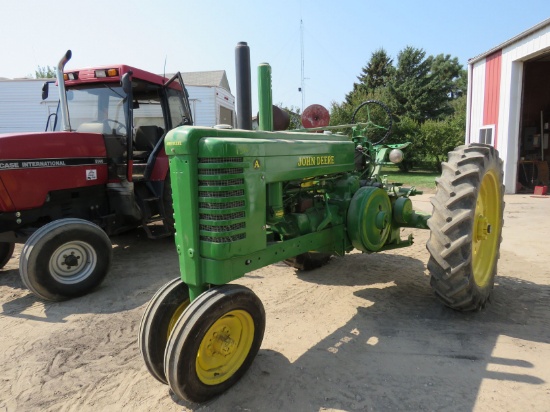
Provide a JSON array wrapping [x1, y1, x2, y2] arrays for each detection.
[[483, 50, 502, 148]]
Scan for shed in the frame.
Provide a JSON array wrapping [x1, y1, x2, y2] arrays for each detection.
[[179, 70, 235, 127], [466, 18, 550, 193]]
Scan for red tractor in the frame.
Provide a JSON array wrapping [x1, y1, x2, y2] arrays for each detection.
[[0, 51, 193, 301]]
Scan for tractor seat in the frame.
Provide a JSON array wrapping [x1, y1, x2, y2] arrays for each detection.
[[134, 125, 164, 152]]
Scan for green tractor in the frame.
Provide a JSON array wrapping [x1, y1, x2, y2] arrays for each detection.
[[138, 61, 504, 403]]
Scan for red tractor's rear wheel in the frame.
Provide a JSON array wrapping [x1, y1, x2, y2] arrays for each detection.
[[164, 285, 265, 403], [139, 277, 190, 384], [427, 144, 504, 311], [19, 218, 112, 301]]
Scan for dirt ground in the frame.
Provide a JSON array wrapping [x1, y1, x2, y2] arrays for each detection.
[[1, 192, 550, 412]]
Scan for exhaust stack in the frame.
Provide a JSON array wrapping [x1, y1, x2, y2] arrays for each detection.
[[56, 50, 72, 131], [235, 42, 252, 130]]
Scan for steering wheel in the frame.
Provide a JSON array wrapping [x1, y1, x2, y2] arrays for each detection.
[[106, 119, 127, 135], [351, 100, 393, 145]]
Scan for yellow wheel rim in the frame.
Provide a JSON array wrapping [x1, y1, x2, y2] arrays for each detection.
[[472, 170, 501, 287], [196, 310, 255, 385], [167, 299, 190, 340]]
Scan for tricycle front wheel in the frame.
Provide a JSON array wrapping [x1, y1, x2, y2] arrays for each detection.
[[164, 284, 265, 403], [139, 277, 190, 384]]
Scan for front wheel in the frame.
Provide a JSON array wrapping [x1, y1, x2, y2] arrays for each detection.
[[20, 218, 112, 301], [164, 285, 265, 403], [426, 144, 504, 311], [139, 278, 190, 384]]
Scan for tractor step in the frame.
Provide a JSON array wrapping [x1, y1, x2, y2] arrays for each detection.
[[142, 220, 172, 239], [141, 197, 172, 240]]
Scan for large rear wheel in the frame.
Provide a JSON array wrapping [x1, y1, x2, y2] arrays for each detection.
[[164, 285, 265, 403], [426, 144, 504, 311], [20, 218, 112, 301], [139, 277, 190, 384]]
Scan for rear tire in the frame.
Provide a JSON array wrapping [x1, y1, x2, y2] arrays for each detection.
[[426, 144, 504, 311], [0, 242, 15, 269], [284, 252, 332, 271], [20, 218, 112, 301]]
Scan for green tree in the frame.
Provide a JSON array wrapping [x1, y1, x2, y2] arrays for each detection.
[[331, 46, 467, 171], [346, 48, 393, 104], [35, 65, 56, 79], [418, 116, 465, 172], [430, 53, 465, 99], [387, 46, 436, 121]]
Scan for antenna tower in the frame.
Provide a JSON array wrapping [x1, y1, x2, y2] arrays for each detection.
[[300, 19, 305, 112]]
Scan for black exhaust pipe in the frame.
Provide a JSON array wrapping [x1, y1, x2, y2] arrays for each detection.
[[235, 42, 252, 130]]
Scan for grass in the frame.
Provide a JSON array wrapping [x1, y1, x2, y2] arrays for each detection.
[[380, 165, 439, 192]]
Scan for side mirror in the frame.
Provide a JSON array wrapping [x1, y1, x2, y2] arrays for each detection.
[[42, 82, 50, 100], [121, 71, 133, 95]]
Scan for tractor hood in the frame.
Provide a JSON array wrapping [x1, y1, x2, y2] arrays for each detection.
[[0, 131, 108, 212], [0, 131, 106, 160]]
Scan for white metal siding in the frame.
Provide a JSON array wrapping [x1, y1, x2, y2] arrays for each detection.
[[0, 80, 58, 133], [186, 86, 216, 127], [467, 59, 487, 144], [468, 22, 550, 193]]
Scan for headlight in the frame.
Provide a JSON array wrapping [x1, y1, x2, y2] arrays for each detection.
[[389, 149, 404, 164]]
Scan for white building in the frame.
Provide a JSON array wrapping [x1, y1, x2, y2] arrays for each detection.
[[0, 70, 235, 133], [466, 18, 550, 193], [180, 70, 235, 127], [0, 78, 58, 133]]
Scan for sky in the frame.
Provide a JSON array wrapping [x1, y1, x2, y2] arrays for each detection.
[[1, 1, 549, 114]]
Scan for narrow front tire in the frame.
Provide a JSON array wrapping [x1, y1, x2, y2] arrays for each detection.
[[164, 285, 265, 403]]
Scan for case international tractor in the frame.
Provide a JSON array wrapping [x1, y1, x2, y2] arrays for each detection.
[[0, 50, 193, 301], [137, 43, 505, 403]]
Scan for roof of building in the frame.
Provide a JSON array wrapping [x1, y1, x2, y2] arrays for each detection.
[[174, 70, 231, 93], [469, 17, 550, 64]]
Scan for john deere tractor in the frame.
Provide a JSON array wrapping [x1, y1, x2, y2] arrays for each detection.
[[138, 57, 504, 403]]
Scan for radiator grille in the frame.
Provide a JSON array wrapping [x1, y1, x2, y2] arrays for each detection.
[[201, 233, 246, 243], [199, 178, 244, 187], [199, 201, 245, 209], [200, 222, 246, 232], [199, 189, 245, 198], [200, 211, 246, 221], [199, 167, 243, 175], [199, 157, 243, 163], [198, 157, 246, 243]]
